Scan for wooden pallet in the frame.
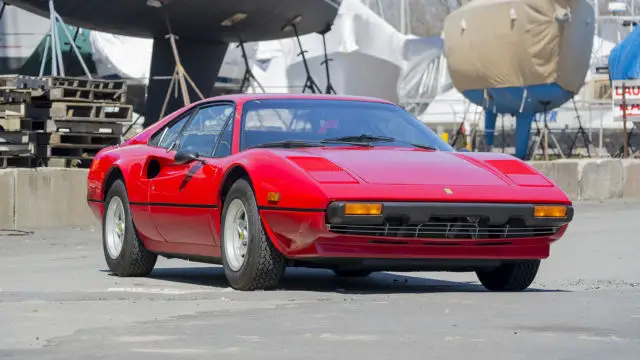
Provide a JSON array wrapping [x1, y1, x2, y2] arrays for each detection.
[[0, 132, 49, 159], [0, 155, 91, 169], [1, 118, 126, 135], [43, 143, 104, 158], [53, 120, 124, 135], [48, 86, 127, 103], [50, 102, 132, 121], [0, 103, 50, 119], [46, 132, 120, 146], [43, 76, 127, 91], [46, 156, 93, 168], [0, 75, 48, 91], [0, 117, 55, 132], [0, 154, 46, 169], [0, 90, 38, 104], [0, 131, 30, 145], [0, 143, 33, 156]]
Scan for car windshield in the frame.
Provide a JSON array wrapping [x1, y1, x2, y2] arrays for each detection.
[[239, 99, 454, 151]]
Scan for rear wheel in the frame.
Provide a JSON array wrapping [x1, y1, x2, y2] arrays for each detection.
[[220, 178, 286, 291], [102, 179, 157, 277], [476, 260, 540, 291]]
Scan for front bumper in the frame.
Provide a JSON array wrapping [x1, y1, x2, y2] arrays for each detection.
[[260, 201, 572, 261]]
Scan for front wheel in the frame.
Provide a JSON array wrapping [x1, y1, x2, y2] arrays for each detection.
[[476, 260, 540, 291], [220, 178, 286, 291], [102, 179, 157, 277]]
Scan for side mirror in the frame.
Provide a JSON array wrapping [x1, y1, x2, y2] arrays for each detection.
[[174, 150, 201, 165]]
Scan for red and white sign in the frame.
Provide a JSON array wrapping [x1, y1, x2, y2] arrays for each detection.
[[612, 80, 640, 104], [613, 103, 640, 121], [612, 80, 640, 121]]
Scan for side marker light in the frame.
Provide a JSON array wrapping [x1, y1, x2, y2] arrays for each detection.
[[267, 192, 280, 203]]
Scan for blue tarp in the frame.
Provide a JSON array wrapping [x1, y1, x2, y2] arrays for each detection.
[[609, 25, 640, 81]]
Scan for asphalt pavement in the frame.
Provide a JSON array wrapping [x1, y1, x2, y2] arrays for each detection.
[[0, 199, 639, 360]]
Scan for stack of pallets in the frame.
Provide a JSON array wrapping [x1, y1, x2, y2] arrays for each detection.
[[0, 75, 132, 168]]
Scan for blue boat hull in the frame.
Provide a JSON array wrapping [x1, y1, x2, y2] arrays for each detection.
[[461, 83, 575, 159]]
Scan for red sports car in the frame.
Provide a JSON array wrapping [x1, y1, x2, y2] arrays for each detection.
[[87, 94, 574, 291]]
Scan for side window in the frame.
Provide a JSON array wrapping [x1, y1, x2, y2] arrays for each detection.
[[178, 104, 234, 157], [148, 112, 191, 149]]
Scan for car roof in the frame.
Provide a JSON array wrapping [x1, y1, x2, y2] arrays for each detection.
[[192, 93, 396, 105]]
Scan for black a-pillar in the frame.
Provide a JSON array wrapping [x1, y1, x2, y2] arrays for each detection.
[[144, 37, 228, 128]]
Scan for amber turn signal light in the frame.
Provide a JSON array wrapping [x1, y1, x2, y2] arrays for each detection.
[[267, 192, 280, 203], [534, 205, 567, 218], [344, 203, 383, 215]]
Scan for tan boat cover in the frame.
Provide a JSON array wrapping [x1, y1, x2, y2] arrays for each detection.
[[443, 0, 595, 93]]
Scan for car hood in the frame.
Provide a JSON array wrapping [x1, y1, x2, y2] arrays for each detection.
[[300, 148, 510, 186]]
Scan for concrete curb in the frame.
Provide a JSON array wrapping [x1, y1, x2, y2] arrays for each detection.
[[0, 168, 96, 230], [1, 159, 639, 230], [529, 159, 640, 201]]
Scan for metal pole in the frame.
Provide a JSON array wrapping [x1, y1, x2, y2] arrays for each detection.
[[166, 34, 190, 106], [599, 106, 604, 153], [49, 0, 65, 76], [54, 23, 65, 76], [594, 0, 599, 36], [622, 82, 629, 158], [48, 1, 57, 76], [158, 67, 177, 121], [55, 12, 92, 78], [39, 35, 51, 77], [64, 27, 80, 70], [400, 0, 406, 35]]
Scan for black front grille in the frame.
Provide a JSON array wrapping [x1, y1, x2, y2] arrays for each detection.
[[327, 216, 560, 240]]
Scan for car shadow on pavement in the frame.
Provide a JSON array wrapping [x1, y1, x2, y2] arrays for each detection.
[[143, 266, 567, 294]]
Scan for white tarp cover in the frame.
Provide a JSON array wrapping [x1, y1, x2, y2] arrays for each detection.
[[89, 31, 258, 85], [246, 0, 449, 106]]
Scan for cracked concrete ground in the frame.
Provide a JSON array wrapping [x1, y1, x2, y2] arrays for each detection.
[[0, 200, 639, 359]]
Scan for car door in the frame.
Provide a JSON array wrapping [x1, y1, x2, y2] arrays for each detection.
[[131, 109, 194, 243], [147, 102, 235, 245]]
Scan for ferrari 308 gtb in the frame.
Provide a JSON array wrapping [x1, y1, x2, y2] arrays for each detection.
[[87, 94, 574, 291]]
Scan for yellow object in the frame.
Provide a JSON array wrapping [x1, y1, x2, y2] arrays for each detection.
[[344, 203, 383, 215], [440, 132, 449, 142], [267, 192, 280, 202], [534, 205, 567, 218]]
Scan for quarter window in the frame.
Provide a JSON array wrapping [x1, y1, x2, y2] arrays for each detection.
[[148, 112, 191, 149], [178, 104, 235, 157]]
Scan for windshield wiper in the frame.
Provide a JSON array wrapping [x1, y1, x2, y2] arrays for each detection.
[[248, 140, 324, 149], [407, 142, 438, 151], [321, 134, 395, 145], [320, 134, 437, 151]]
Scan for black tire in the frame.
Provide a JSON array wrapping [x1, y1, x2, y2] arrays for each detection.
[[102, 179, 157, 277], [333, 269, 373, 278], [220, 178, 286, 291], [476, 260, 540, 291]]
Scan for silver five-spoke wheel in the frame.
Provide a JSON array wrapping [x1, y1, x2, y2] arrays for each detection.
[[105, 196, 125, 259], [223, 198, 249, 271]]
